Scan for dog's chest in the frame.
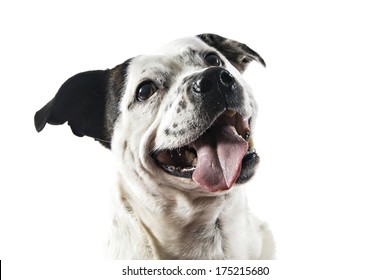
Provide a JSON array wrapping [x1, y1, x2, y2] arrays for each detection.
[[157, 219, 227, 259], [111, 190, 247, 259]]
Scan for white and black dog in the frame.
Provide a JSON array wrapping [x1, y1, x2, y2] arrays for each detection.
[[35, 34, 275, 259]]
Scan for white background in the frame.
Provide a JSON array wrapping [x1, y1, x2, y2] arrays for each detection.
[[1, 0, 389, 279]]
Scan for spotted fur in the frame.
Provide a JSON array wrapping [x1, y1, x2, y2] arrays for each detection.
[[34, 34, 275, 259]]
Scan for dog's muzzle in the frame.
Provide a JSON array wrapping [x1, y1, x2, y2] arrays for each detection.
[[152, 67, 259, 193]]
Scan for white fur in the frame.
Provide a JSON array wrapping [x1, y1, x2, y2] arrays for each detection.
[[107, 37, 275, 259]]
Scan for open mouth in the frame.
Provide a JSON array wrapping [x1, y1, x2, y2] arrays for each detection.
[[151, 110, 258, 192]]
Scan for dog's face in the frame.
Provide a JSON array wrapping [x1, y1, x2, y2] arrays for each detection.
[[35, 34, 265, 194]]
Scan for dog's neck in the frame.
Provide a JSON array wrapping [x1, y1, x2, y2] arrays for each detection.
[[114, 175, 251, 259]]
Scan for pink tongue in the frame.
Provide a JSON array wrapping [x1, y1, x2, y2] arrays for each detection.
[[192, 125, 248, 192]]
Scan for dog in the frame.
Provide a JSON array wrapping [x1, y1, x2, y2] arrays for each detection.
[[34, 34, 275, 259]]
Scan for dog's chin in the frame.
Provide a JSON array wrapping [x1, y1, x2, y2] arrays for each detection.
[[151, 110, 260, 192]]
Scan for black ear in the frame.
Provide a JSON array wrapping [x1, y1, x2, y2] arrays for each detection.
[[197, 33, 266, 73], [34, 70, 111, 148]]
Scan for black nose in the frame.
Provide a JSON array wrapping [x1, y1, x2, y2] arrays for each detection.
[[192, 67, 236, 95]]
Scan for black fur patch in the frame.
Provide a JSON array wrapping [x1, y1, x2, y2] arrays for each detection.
[[197, 33, 266, 72], [34, 70, 110, 145], [34, 59, 131, 149]]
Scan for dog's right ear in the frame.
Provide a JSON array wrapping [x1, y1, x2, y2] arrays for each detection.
[[34, 70, 111, 148], [197, 33, 266, 73]]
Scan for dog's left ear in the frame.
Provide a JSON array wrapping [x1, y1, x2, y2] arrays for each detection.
[[34, 70, 112, 148], [197, 33, 266, 73]]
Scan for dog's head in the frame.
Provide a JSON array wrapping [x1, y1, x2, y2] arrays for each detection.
[[35, 34, 265, 194]]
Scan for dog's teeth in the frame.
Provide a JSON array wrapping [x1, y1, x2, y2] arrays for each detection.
[[185, 150, 196, 163], [229, 125, 238, 134], [244, 130, 250, 141], [249, 136, 254, 148], [225, 110, 237, 117]]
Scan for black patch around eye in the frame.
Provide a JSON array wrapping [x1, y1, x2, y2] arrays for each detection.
[[136, 81, 158, 101]]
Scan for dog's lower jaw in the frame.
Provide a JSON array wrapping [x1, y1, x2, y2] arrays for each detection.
[[107, 175, 274, 260]]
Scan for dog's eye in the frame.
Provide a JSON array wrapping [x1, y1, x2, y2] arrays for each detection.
[[136, 81, 158, 101], [204, 53, 222, 66]]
